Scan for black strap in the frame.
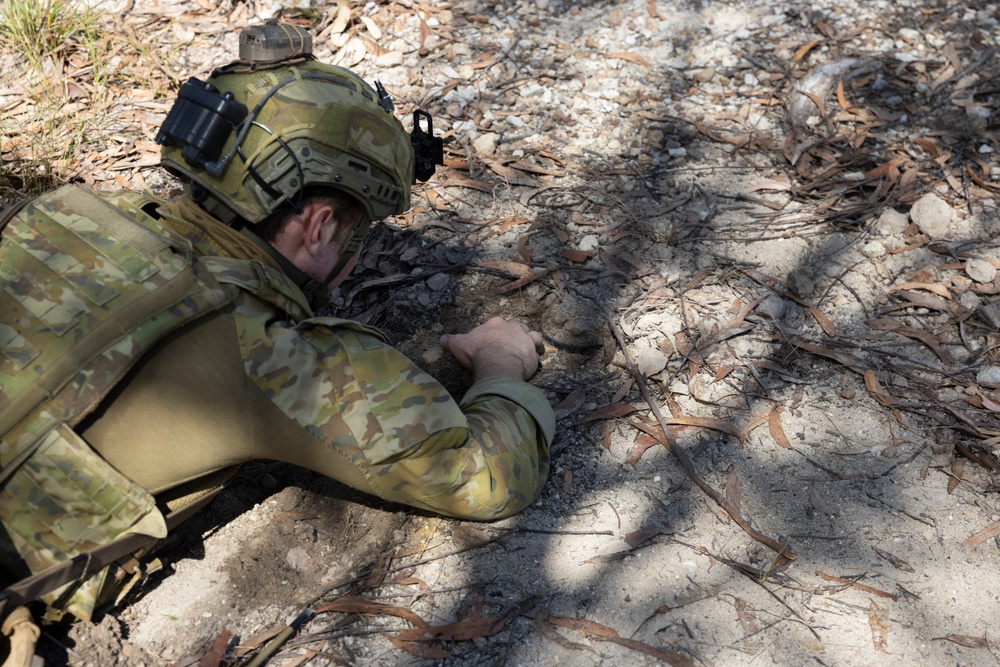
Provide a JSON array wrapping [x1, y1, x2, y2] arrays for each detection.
[[239, 227, 330, 310]]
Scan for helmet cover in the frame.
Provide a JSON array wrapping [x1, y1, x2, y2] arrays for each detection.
[[160, 59, 415, 226]]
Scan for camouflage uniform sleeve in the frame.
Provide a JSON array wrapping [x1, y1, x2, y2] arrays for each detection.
[[236, 301, 553, 520]]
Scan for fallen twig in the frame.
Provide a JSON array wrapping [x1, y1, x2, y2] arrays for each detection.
[[606, 313, 796, 561]]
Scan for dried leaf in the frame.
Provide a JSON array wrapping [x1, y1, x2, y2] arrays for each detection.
[[792, 38, 824, 64], [868, 601, 889, 653], [864, 371, 898, 409], [497, 269, 550, 294], [934, 635, 994, 649], [359, 15, 382, 40], [725, 465, 743, 514], [624, 434, 661, 465], [624, 526, 667, 549], [475, 259, 534, 278], [330, 3, 351, 33], [744, 179, 791, 193], [872, 546, 915, 573], [799, 90, 826, 118], [388, 636, 452, 659], [948, 458, 965, 494], [889, 289, 958, 315], [580, 403, 639, 422], [469, 50, 498, 69], [553, 389, 587, 419], [734, 597, 760, 636], [535, 614, 600, 653], [980, 391, 1000, 413], [663, 416, 742, 439], [199, 630, 231, 667], [817, 571, 898, 600], [316, 596, 429, 628], [561, 248, 594, 262], [646, 0, 660, 18], [791, 340, 869, 374], [835, 76, 856, 113], [418, 16, 430, 55], [913, 137, 939, 158], [518, 235, 533, 262], [480, 216, 533, 240], [868, 319, 954, 365], [964, 519, 1000, 549], [739, 405, 773, 442], [768, 406, 793, 449], [544, 616, 695, 666], [607, 52, 650, 67], [396, 615, 508, 642], [807, 306, 837, 336]]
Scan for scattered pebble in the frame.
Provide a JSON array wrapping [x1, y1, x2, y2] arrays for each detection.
[[978, 366, 1000, 387], [426, 272, 451, 291], [966, 258, 996, 284], [633, 346, 668, 376], [473, 132, 499, 154], [862, 240, 886, 258], [909, 192, 953, 239], [875, 208, 909, 235], [756, 294, 789, 320]]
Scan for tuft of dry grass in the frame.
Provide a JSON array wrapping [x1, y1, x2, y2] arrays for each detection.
[[0, 0, 176, 197]]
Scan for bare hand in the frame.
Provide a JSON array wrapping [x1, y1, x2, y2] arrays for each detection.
[[439, 316, 545, 382]]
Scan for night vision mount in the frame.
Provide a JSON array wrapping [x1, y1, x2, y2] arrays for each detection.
[[155, 20, 444, 185]]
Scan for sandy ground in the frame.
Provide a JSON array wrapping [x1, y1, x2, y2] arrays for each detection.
[[6, 0, 1000, 665]]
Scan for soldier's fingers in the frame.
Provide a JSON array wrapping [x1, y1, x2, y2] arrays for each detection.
[[519, 322, 530, 333], [529, 331, 544, 354]]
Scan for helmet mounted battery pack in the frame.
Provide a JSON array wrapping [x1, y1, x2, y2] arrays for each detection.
[[155, 78, 248, 170]]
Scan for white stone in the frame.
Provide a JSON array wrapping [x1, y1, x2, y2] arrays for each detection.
[[579, 235, 600, 251], [472, 132, 499, 154], [876, 208, 909, 235], [978, 366, 1000, 387], [633, 346, 669, 377], [862, 240, 887, 258], [909, 192, 952, 239], [374, 51, 404, 67], [966, 259, 996, 284]]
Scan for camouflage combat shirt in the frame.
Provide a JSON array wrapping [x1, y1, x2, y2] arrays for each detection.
[[81, 192, 555, 521]]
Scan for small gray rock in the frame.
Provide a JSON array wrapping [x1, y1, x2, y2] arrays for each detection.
[[426, 272, 451, 291], [472, 132, 499, 155], [875, 208, 909, 236], [977, 366, 1000, 387], [966, 259, 997, 284], [633, 346, 669, 377], [756, 294, 789, 320], [862, 240, 886, 258], [909, 192, 952, 239]]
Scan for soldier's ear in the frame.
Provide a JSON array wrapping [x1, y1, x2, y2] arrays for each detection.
[[302, 201, 336, 257]]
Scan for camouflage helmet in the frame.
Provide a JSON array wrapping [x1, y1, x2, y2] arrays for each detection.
[[157, 24, 422, 228]]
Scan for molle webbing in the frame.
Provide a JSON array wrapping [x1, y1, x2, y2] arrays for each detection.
[[0, 185, 238, 621]]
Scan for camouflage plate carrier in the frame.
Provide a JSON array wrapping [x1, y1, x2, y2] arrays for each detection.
[[0, 185, 238, 621]]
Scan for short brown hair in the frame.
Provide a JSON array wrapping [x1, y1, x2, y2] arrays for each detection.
[[254, 187, 366, 243]]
